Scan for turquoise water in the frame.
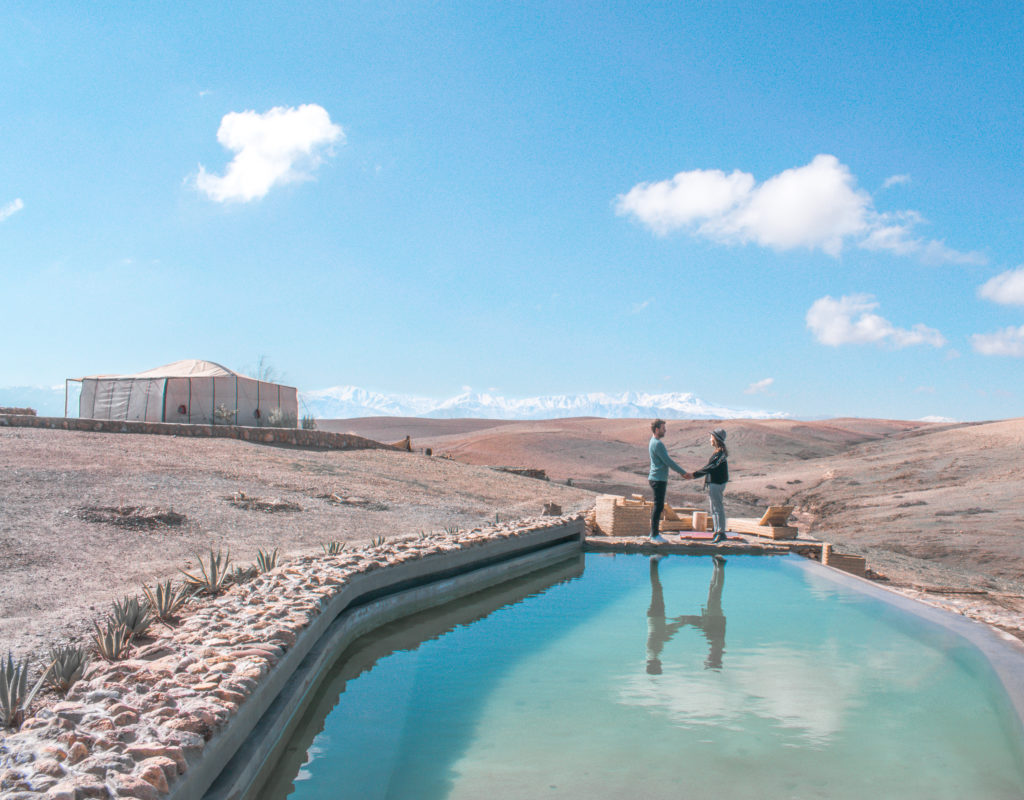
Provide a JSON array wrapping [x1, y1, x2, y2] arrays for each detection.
[[257, 554, 1024, 799]]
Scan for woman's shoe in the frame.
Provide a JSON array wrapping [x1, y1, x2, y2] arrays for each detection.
[[711, 533, 727, 543]]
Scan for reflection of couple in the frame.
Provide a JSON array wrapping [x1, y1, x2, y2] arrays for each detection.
[[646, 555, 727, 674]]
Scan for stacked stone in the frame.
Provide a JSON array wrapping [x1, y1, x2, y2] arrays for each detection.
[[0, 516, 580, 799]]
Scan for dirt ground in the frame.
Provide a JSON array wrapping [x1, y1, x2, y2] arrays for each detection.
[[0, 427, 593, 661]]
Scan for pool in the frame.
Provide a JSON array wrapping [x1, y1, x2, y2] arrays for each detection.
[[254, 553, 1024, 799]]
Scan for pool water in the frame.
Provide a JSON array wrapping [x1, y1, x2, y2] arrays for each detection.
[[257, 553, 1024, 799]]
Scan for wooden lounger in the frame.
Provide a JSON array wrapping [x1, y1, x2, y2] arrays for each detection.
[[727, 505, 797, 540]]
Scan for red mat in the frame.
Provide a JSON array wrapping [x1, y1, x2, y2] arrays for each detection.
[[676, 532, 731, 540]]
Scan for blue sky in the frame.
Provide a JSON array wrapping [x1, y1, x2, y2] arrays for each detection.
[[2, 1, 1022, 421]]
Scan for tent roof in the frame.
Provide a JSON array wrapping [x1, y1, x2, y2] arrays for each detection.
[[79, 359, 253, 380]]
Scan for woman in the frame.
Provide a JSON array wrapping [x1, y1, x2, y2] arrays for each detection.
[[692, 428, 729, 543]]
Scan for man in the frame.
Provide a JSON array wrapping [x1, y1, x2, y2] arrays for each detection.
[[648, 419, 689, 543]]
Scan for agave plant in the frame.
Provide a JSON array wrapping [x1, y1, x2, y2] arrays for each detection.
[[255, 548, 279, 573], [45, 645, 90, 695], [369, 536, 387, 548], [111, 596, 153, 638], [142, 580, 190, 623], [321, 541, 346, 556], [0, 652, 49, 729], [92, 620, 133, 662], [443, 526, 461, 535], [180, 549, 232, 596], [228, 564, 258, 585]]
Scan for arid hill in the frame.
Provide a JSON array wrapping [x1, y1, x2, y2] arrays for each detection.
[[326, 416, 1024, 592]]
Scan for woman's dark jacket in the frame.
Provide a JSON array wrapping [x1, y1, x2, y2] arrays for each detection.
[[693, 450, 728, 486]]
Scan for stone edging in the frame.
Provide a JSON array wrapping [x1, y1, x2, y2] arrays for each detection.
[[0, 415, 389, 451], [0, 517, 583, 799]]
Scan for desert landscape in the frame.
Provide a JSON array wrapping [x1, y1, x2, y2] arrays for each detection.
[[3, 415, 1024, 667], [328, 415, 1024, 593]]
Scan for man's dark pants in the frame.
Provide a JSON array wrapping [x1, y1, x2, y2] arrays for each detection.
[[649, 479, 667, 536]]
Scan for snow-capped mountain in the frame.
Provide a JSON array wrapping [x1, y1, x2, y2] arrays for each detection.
[[1, 384, 788, 421], [299, 387, 789, 421]]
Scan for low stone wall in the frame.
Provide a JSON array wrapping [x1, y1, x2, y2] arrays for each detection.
[[0, 414, 389, 451], [0, 516, 584, 799]]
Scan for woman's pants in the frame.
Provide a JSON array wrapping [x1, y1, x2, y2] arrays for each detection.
[[708, 482, 726, 534], [649, 480, 667, 535]]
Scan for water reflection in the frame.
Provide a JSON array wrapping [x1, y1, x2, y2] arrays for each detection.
[[646, 554, 727, 674], [256, 554, 586, 800]]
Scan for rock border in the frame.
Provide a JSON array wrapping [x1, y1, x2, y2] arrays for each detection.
[[0, 517, 583, 799]]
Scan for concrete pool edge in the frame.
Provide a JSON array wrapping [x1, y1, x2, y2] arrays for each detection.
[[788, 555, 1024, 745], [201, 538, 583, 800]]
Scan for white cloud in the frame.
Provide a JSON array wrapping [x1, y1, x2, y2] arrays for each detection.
[[860, 215, 986, 265], [630, 298, 653, 313], [978, 266, 1024, 306], [806, 294, 946, 348], [195, 104, 344, 203], [970, 326, 1024, 357], [882, 174, 911, 189], [745, 377, 774, 394], [1, 198, 24, 222], [616, 155, 983, 264], [614, 168, 754, 237]]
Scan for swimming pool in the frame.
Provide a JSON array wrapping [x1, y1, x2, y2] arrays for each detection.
[[255, 553, 1024, 799]]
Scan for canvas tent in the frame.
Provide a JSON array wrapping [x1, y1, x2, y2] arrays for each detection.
[[71, 359, 298, 426]]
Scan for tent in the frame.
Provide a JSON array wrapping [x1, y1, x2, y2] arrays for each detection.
[[70, 359, 299, 426]]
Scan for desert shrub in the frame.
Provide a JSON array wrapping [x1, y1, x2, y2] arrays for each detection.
[[228, 564, 258, 585], [213, 403, 237, 425], [143, 580, 190, 623], [92, 621, 133, 662], [301, 415, 317, 430], [111, 596, 153, 638], [321, 540, 346, 556], [255, 548, 279, 573], [45, 645, 89, 695], [266, 408, 297, 428], [180, 549, 232, 596], [0, 652, 48, 728]]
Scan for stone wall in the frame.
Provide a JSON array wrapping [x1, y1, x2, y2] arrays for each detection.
[[0, 414, 390, 451]]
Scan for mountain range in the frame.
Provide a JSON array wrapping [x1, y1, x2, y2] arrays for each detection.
[[298, 387, 789, 420], [1, 383, 788, 421]]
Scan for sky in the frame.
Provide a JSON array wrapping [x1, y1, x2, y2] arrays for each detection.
[[2, 1, 1022, 421]]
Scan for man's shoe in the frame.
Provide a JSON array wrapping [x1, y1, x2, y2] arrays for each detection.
[[712, 533, 727, 543], [649, 534, 667, 544]]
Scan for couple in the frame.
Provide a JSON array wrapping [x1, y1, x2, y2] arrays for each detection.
[[648, 419, 729, 544]]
